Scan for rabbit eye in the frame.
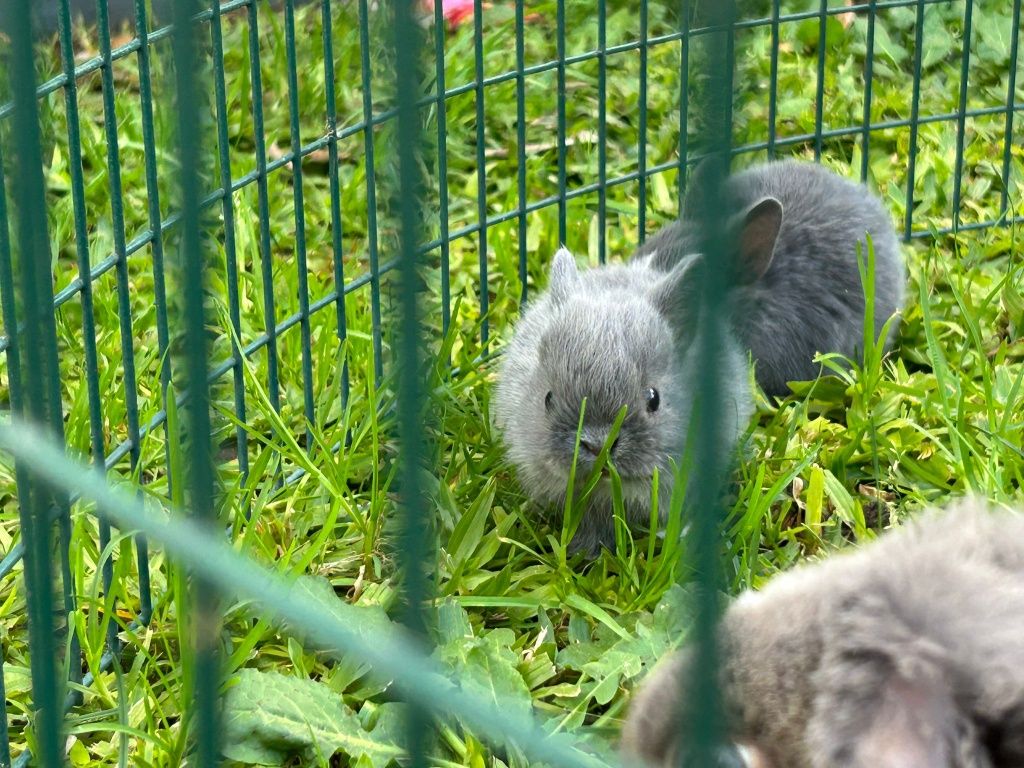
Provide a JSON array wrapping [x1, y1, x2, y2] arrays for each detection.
[[545, 391, 553, 412], [646, 387, 660, 413]]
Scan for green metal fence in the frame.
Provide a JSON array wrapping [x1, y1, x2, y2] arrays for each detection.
[[0, 0, 1021, 765]]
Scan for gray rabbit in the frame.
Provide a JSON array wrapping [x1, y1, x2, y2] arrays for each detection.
[[621, 496, 1024, 768], [492, 246, 753, 556], [635, 159, 905, 396], [493, 160, 904, 555]]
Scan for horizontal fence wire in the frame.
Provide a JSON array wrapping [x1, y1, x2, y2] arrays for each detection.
[[0, 0, 1022, 762]]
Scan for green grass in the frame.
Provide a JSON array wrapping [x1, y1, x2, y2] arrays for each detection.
[[0, 0, 1022, 765]]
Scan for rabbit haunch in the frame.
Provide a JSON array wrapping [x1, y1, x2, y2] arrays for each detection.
[[635, 159, 905, 396], [621, 497, 1024, 768]]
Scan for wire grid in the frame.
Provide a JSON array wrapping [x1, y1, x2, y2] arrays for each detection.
[[0, 0, 1021, 764]]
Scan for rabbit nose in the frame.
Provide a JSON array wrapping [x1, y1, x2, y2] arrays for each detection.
[[580, 436, 618, 457]]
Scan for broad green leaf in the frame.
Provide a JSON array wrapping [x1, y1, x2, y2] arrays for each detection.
[[870, 17, 908, 66], [973, 10, 1013, 65], [461, 641, 533, 722], [921, 9, 956, 70], [564, 594, 630, 640], [436, 597, 474, 646], [562, 585, 695, 708], [434, 601, 533, 725], [360, 702, 411, 748], [222, 668, 403, 767], [795, 16, 844, 52], [2, 664, 32, 697], [822, 470, 857, 525], [557, 620, 621, 671], [68, 739, 91, 768], [278, 575, 398, 659], [589, 671, 621, 707]]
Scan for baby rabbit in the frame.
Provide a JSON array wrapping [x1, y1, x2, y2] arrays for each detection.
[[621, 496, 1024, 768], [492, 246, 753, 556], [634, 159, 905, 396]]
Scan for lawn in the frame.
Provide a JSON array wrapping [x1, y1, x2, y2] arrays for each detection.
[[0, 0, 1022, 765]]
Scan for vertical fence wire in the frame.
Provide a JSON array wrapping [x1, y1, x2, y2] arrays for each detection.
[[473, 0, 490, 351], [130, 0, 161, 626], [0, 143, 22, 768], [515, 0, 530, 293], [96, 0, 144, 543], [638, 0, 649, 244], [556, 0, 567, 244], [860, 0, 877, 183], [58, 0, 113, 663], [210, 0, 251, 482], [0, 638, 8, 768], [321, 0, 352, 404], [247, 0, 285, 410], [392, 2, 432, 766], [2, 3, 66, 764], [357, 0, 384, 383], [1000, 0, 1022, 219], [767, 0, 780, 159], [597, 0, 608, 264], [168, 0, 222, 763], [951, 0, 975, 232], [283, 0, 317, 446], [813, 0, 827, 160], [677, 0, 690, 210], [904, 0, 927, 241], [681, 2, 736, 763], [57, 0, 94, 715], [432, 0, 453, 333]]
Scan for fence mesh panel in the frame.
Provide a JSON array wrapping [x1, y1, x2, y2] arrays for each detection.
[[0, 0, 1021, 765]]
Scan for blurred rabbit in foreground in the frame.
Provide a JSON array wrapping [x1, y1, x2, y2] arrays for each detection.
[[621, 497, 1024, 768]]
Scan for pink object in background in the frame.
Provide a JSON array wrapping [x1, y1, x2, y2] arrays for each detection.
[[423, 0, 479, 29]]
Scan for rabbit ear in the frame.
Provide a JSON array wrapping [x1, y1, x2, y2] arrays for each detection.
[[729, 197, 782, 284], [682, 163, 780, 285], [650, 255, 703, 333], [549, 246, 580, 304]]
